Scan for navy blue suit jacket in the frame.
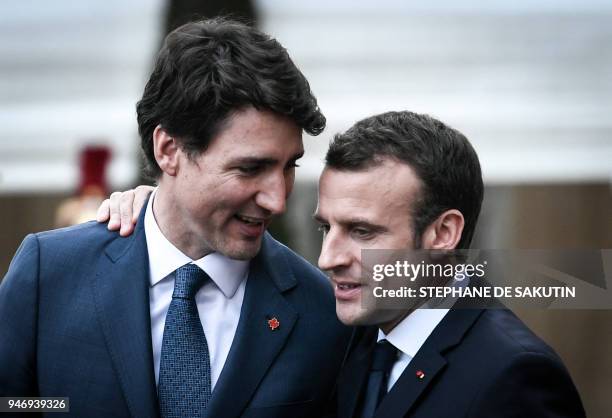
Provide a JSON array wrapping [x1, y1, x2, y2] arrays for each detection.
[[338, 309, 585, 418], [0, 208, 351, 417]]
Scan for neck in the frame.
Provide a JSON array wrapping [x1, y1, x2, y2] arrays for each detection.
[[153, 183, 211, 260], [380, 309, 413, 335]]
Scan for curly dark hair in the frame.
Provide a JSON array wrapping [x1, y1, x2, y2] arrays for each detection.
[[137, 17, 325, 178], [326, 111, 483, 249]]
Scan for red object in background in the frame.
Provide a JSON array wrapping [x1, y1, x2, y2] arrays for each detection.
[[78, 145, 112, 196], [55, 144, 112, 227]]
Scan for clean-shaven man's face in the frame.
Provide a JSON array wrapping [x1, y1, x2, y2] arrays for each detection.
[[315, 158, 422, 330], [165, 107, 303, 260]]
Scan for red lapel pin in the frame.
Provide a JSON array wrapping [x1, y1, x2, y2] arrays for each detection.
[[416, 370, 425, 379], [268, 317, 280, 331]]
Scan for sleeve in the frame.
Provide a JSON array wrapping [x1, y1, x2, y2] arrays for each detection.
[[467, 351, 586, 418], [0, 234, 41, 397]]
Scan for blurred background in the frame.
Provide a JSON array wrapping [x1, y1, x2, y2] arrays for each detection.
[[1, 0, 610, 415]]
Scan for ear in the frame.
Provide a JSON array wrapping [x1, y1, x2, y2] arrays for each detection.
[[420, 209, 465, 250], [152, 125, 179, 176]]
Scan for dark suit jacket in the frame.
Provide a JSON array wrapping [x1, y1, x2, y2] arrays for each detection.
[[0, 207, 351, 417], [338, 309, 585, 418]]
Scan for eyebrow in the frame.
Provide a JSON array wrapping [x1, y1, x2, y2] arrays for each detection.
[[312, 213, 326, 224], [312, 213, 387, 232], [232, 151, 304, 166], [233, 157, 276, 166]]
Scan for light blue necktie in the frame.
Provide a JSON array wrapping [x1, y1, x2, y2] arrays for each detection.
[[158, 264, 212, 418]]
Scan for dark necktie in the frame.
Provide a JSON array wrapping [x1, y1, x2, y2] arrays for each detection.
[[359, 339, 397, 418], [158, 264, 212, 418]]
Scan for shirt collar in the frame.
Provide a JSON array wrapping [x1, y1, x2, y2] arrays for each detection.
[[144, 188, 249, 298], [377, 308, 450, 358], [376, 273, 469, 355]]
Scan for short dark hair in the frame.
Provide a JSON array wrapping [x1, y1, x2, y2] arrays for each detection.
[[325, 111, 483, 249], [137, 17, 325, 178]]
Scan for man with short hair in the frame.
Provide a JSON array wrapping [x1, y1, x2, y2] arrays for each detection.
[[0, 19, 350, 418], [316, 111, 585, 418], [104, 110, 585, 417]]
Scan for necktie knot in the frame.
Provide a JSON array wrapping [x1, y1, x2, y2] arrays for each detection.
[[371, 340, 397, 373], [173, 264, 208, 299]]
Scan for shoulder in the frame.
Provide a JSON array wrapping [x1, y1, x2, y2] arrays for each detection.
[[450, 309, 565, 375], [442, 309, 572, 391], [2, 220, 117, 313], [10, 221, 123, 272], [39, 220, 119, 248], [35, 220, 116, 246], [457, 309, 585, 416], [473, 309, 558, 358]]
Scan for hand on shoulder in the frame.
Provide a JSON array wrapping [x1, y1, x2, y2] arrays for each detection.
[[96, 185, 154, 236]]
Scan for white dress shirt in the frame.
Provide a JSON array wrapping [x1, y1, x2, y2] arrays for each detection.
[[377, 276, 470, 391], [144, 190, 248, 390], [377, 308, 449, 391]]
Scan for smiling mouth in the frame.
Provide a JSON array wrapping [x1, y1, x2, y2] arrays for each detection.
[[334, 281, 362, 301], [235, 214, 266, 226], [337, 283, 361, 290]]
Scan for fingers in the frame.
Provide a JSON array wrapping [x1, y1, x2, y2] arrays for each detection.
[[96, 199, 111, 222], [132, 185, 155, 223], [95, 185, 154, 236], [118, 191, 136, 237], [107, 191, 124, 232]]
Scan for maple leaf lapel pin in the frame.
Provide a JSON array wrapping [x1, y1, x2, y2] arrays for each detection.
[[267, 317, 280, 331]]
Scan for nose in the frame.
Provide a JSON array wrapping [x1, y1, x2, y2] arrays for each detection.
[[255, 172, 289, 215], [318, 229, 351, 272]]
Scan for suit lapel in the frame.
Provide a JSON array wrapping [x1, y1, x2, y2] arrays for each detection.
[[206, 234, 298, 418], [92, 204, 159, 418], [374, 347, 446, 418], [374, 309, 483, 418]]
